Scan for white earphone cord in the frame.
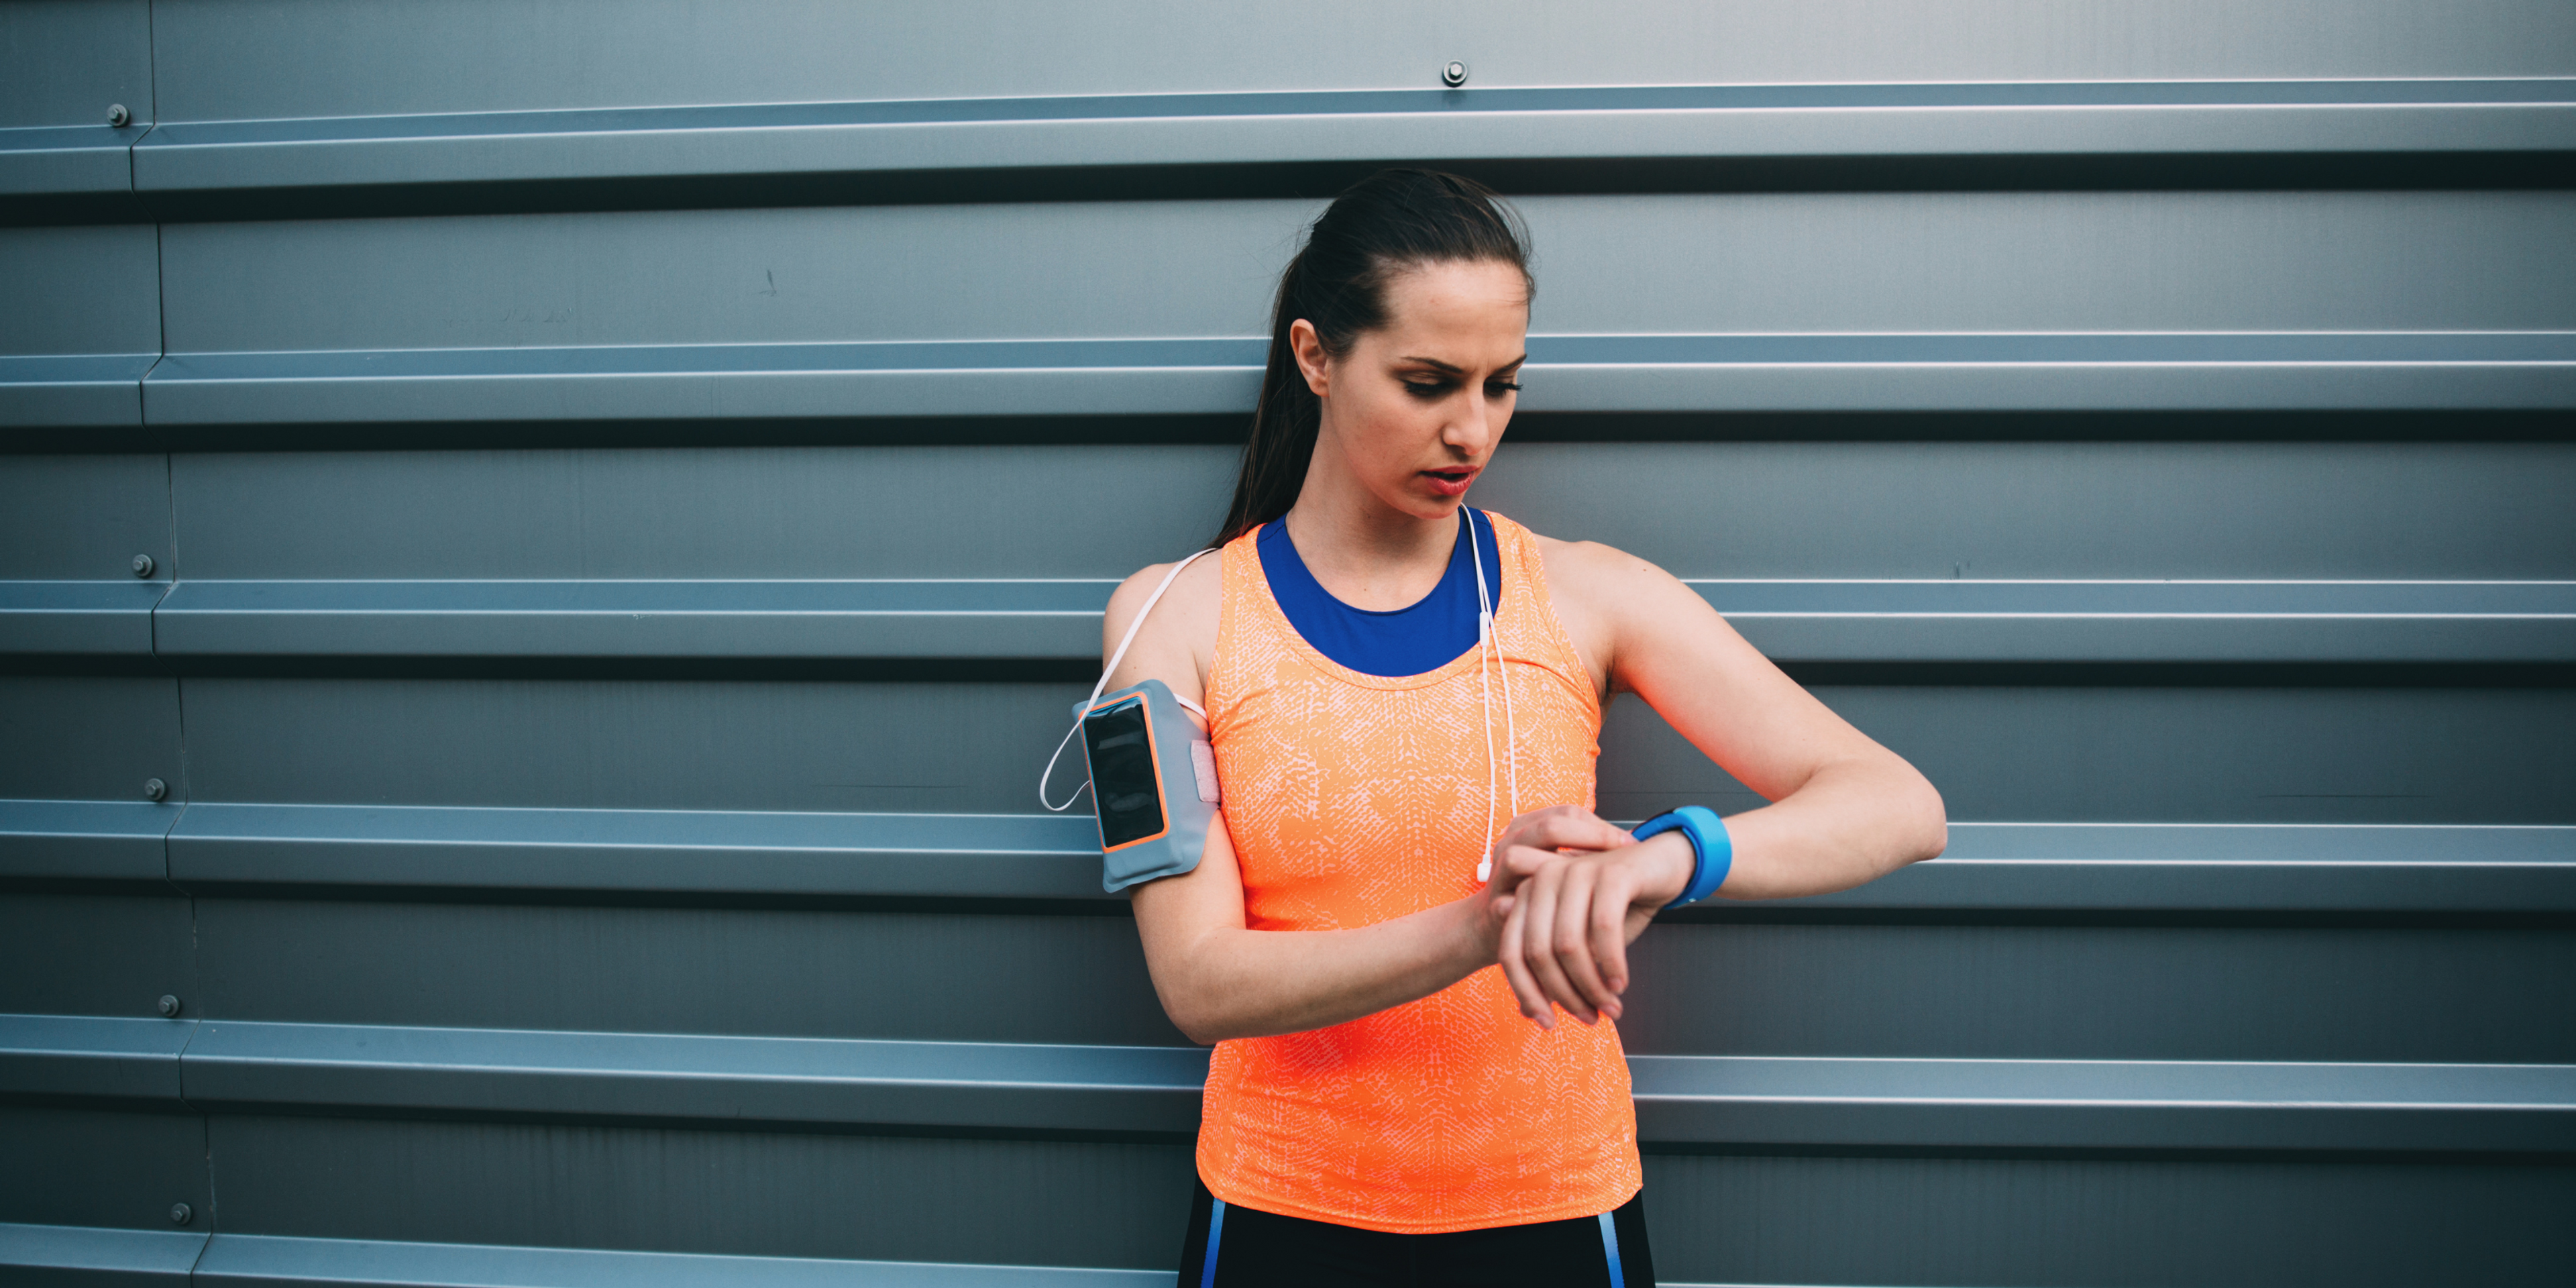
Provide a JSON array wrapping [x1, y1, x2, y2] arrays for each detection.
[[1039, 547, 1216, 812], [1471, 508, 1517, 882]]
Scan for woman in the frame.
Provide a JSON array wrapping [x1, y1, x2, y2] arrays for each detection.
[[1099, 170, 1946, 1287]]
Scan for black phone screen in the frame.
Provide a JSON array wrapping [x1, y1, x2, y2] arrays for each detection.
[[1083, 697, 1165, 848]]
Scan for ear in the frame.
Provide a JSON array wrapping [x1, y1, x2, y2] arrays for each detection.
[[1288, 319, 1331, 398]]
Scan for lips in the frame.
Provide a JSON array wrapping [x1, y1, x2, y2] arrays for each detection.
[[1421, 467, 1479, 497]]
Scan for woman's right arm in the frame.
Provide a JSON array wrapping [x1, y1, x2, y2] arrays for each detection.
[[1102, 559, 1626, 1043], [1130, 813, 1505, 1043]]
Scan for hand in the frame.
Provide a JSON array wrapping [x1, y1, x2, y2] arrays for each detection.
[[1472, 805, 1636, 933], [1492, 826, 1695, 1029]]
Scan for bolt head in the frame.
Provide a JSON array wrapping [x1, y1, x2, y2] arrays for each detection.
[[1442, 60, 1468, 87], [144, 777, 168, 802], [159, 994, 182, 1017], [132, 553, 156, 578], [169, 1202, 193, 1225], [107, 104, 131, 127]]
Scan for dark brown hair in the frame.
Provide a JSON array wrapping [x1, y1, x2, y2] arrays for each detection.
[[1212, 169, 1532, 547]]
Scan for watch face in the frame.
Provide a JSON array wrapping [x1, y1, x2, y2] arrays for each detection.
[[1083, 696, 1166, 849]]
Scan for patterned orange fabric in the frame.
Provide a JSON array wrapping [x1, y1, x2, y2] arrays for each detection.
[[1197, 512, 1641, 1234]]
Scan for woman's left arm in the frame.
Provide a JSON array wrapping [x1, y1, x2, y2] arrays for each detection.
[[1599, 543, 1947, 899], [1491, 540, 1947, 1026]]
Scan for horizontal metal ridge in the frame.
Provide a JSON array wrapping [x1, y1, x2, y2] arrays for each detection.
[[122, 79, 2576, 211], [189, 1232, 1167, 1287], [0, 579, 169, 655], [135, 333, 2576, 425], [0, 798, 181, 881], [178, 1022, 1210, 1135], [0, 1014, 192, 1100], [0, 352, 153, 429], [167, 805, 1110, 899], [0, 123, 140, 199], [140, 578, 2576, 664], [161, 808, 2576, 912], [0, 1222, 205, 1283], [19, 1016, 2567, 1153], [150, 578, 1115, 660], [1627, 1054, 2576, 1152]]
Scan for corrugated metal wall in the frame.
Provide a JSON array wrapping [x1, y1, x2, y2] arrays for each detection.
[[5, 3, 2573, 1284]]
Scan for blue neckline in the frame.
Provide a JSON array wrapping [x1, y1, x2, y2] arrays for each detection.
[[1256, 510, 1502, 678]]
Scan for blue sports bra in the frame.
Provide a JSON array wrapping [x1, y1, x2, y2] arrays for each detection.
[[1256, 508, 1503, 678]]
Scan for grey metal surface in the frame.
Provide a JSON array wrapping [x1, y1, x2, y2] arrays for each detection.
[[1600, 684, 2576, 824], [0, 1221, 204, 1287], [188, 1234, 1167, 1288], [179, 1022, 1209, 1136], [0, 800, 177, 881], [0, 678, 184, 805], [0, 894, 195, 1018], [0, 582, 162, 655], [140, 1, 2576, 119], [0, 1106, 209, 1231], [133, 331, 2576, 427], [0, 0, 150, 215], [0, 455, 174, 582], [1639, 1152, 2576, 1287], [1623, 919, 2576, 1065], [204, 1114, 1195, 1268], [166, 443, 2576, 582], [151, 194, 2576, 350], [190, 898, 1183, 1047], [8, 2, 2576, 1282], [0, 1014, 189, 1101], [0, 228, 159, 429], [124, 79, 2576, 219], [1627, 1055, 2576, 1152]]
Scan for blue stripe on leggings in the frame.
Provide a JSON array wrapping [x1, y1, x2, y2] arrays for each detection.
[[1199, 1199, 1227, 1288], [1597, 1211, 1626, 1287]]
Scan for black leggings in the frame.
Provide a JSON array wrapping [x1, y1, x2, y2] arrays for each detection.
[[1175, 1177, 1656, 1288]]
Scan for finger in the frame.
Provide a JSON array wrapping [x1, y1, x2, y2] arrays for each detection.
[[1513, 808, 1634, 855], [1550, 867, 1620, 1019], [1589, 865, 1634, 998], [1517, 867, 1596, 1024], [1493, 896, 1551, 1026], [1504, 843, 1559, 881]]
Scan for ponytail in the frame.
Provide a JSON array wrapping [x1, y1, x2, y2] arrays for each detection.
[[1212, 170, 1531, 547]]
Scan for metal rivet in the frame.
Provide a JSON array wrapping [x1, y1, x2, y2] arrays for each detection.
[[169, 1202, 193, 1225], [159, 994, 182, 1018], [144, 777, 168, 802], [1441, 61, 1468, 87], [132, 553, 156, 578], [108, 104, 131, 127]]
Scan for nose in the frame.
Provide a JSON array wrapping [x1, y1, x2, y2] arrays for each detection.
[[1445, 389, 1499, 454]]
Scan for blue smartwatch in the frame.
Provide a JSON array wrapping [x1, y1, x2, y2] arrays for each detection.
[[1632, 806, 1732, 907]]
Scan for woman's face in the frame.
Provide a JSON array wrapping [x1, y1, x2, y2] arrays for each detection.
[[1296, 258, 1529, 522]]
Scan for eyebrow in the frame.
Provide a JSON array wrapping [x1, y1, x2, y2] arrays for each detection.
[[1399, 355, 1528, 374]]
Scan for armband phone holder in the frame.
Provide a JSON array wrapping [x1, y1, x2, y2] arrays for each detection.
[[1074, 678, 1220, 892]]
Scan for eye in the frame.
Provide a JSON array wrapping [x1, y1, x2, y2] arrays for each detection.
[[1402, 380, 1453, 400], [1486, 379, 1522, 396]]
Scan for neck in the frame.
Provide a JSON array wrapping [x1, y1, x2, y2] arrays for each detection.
[[1279, 435, 1464, 612]]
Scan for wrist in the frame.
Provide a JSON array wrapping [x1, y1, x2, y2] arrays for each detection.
[[1632, 806, 1734, 906], [1632, 832, 1696, 906]]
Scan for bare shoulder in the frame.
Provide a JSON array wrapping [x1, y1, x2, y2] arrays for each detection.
[[1102, 548, 1226, 695], [1528, 533, 1699, 696], [1531, 532, 1690, 610]]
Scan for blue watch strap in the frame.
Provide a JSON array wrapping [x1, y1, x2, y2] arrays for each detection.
[[1633, 806, 1732, 906]]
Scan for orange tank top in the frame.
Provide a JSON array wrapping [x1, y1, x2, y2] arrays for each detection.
[[1196, 511, 1641, 1234]]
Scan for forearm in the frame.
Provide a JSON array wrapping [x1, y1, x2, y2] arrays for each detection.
[[1148, 897, 1493, 1044], [1715, 754, 1946, 900]]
